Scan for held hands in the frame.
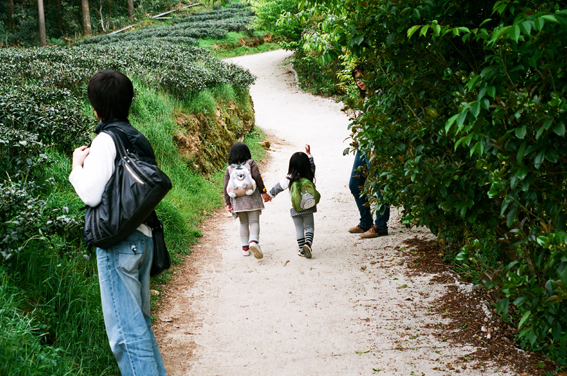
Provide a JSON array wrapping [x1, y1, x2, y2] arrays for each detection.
[[227, 204, 233, 212], [305, 144, 311, 155], [262, 193, 272, 202], [72, 146, 90, 170]]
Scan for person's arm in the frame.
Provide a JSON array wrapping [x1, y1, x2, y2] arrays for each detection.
[[249, 160, 266, 192], [249, 160, 272, 202], [268, 177, 290, 198], [69, 133, 116, 207], [305, 144, 315, 173], [224, 168, 232, 208]]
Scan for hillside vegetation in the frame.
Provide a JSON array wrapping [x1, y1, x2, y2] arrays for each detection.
[[0, 2, 268, 374]]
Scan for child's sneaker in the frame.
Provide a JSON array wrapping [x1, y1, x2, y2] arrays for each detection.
[[249, 242, 263, 259], [302, 244, 312, 259], [242, 246, 250, 256], [298, 249, 305, 257]]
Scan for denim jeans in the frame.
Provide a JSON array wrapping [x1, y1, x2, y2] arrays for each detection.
[[349, 150, 390, 230], [96, 230, 166, 376]]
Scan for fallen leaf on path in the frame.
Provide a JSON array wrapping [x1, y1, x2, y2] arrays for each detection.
[[284, 260, 290, 267], [397, 284, 408, 289], [150, 289, 160, 296], [361, 265, 367, 270], [355, 349, 370, 354], [160, 316, 173, 322]]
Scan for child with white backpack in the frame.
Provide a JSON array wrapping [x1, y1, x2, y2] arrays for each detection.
[[224, 142, 271, 259], [267, 145, 320, 258]]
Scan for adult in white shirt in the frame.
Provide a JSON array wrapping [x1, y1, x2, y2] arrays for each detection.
[[70, 70, 166, 376]]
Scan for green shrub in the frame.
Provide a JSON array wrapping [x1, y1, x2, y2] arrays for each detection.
[[286, 0, 567, 366]]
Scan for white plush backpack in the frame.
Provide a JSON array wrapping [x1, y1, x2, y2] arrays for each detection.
[[227, 161, 256, 198]]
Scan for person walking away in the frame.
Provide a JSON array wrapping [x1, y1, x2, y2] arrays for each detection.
[[267, 145, 319, 258], [69, 70, 167, 375], [348, 64, 390, 238], [224, 142, 271, 259]]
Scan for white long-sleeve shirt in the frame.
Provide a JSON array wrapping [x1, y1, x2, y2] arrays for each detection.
[[69, 132, 151, 237]]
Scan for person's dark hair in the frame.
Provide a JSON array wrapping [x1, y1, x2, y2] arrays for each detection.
[[228, 142, 252, 165], [352, 63, 367, 99], [87, 70, 134, 121], [287, 152, 314, 185]]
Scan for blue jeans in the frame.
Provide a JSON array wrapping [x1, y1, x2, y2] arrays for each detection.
[[97, 231, 166, 376], [349, 150, 389, 230]]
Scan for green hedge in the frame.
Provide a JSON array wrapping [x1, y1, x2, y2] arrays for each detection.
[[279, 0, 567, 366]]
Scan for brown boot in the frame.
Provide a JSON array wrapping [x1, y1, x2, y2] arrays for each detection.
[[348, 224, 369, 233], [360, 225, 388, 238]]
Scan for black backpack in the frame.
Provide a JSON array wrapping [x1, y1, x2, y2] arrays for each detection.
[[84, 130, 172, 249]]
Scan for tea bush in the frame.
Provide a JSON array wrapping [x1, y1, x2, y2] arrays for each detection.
[[75, 3, 254, 47]]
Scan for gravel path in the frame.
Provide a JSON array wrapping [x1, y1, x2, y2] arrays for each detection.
[[153, 49, 517, 375]]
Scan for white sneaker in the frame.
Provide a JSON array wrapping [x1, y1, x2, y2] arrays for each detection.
[[242, 248, 250, 256], [302, 244, 312, 259], [249, 242, 263, 259]]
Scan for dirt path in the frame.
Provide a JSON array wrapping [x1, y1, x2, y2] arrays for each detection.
[[154, 50, 544, 375]]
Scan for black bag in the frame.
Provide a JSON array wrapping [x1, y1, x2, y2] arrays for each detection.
[[84, 130, 172, 249], [147, 211, 171, 277]]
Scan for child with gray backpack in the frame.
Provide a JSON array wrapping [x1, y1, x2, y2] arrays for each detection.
[[267, 145, 320, 258]]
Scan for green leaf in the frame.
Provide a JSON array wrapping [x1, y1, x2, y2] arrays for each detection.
[[352, 34, 364, 45], [496, 298, 509, 315], [506, 206, 518, 227], [487, 86, 496, 98], [445, 114, 458, 133], [356, 349, 370, 354], [456, 111, 467, 131], [517, 142, 527, 164], [540, 14, 558, 23], [552, 121, 565, 137], [520, 21, 532, 35], [545, 148, 559, 163], [488, 181, 503, 198], [515, 125, 526, 139], [534, 149, 545, 169], [419, 25, 430, 37], [510, 24, 521, 42], [535, 17, 545, 31], [518, 310, 531, 330], [560, 266, 567, 288], [481, 98, 490, 110], [433, 24, 441, 36], [407, 25, 421, 39], [470, 101, 481, 118], [478, 87, 487, 100], [516, 166, 529, 180], [466, 75, 480, 90], [489, 26, 512, 44]]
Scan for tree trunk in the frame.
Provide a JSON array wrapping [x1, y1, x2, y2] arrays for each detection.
[[38, 0, 47, 46], [56, 0, 63, 33], [81, 0, 92, 36], [8, 0, 15, 27], [127, 0, 134, 17]]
